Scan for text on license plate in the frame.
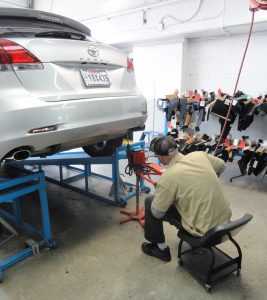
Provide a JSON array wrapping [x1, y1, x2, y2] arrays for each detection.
[[80, 69, 111, 88]]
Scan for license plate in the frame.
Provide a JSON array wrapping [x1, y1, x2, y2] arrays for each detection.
[[80, 69, 111, 88]]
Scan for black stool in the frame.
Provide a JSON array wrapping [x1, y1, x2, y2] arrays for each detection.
[[177, 214, 253, 292]]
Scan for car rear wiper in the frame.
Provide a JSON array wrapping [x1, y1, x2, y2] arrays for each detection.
[[35, 30, 86, 40], [0, 29, 34, 37]]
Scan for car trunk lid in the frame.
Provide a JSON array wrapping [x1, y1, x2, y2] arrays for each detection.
[[8, 37, 136, 101]]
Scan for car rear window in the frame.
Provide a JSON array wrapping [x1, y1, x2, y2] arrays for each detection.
[[0, 17, 82, 32], [0, 8, 91, 38]]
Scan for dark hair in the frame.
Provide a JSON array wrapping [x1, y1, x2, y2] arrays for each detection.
[[150, 136, 177, 156]]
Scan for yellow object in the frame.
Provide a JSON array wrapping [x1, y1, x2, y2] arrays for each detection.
[[166, 94, 177, 100], [151, 152, 232, 236]]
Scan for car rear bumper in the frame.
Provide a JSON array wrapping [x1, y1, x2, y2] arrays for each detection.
[[0, 94, 147, 159]]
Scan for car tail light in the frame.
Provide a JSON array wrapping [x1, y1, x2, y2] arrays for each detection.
[[127, 57, 134, 72], [0, 39, 43, 70]]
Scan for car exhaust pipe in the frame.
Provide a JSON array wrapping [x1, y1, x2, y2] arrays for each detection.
[[6, 149, 31, 161]]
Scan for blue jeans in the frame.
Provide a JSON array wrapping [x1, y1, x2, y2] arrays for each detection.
[[144, 196, 181, 244]]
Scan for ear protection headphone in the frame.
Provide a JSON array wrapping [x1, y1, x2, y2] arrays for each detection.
[[150, 136, 177, 156]]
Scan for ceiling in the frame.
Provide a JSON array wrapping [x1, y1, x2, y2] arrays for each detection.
[[31, 0, 267, 47]]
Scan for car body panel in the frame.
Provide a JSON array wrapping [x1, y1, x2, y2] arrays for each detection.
[[9, 38, 136, 101], [0, 93, 146, 159], [12, 38, 126, 66], [0, 8, 147, 160]]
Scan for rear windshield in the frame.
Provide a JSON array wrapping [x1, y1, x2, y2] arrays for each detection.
[[0, 18, 90, 40]]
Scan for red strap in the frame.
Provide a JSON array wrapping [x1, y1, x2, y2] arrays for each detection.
[[145, 163, 163, 175], [238, 140, 246, 149]]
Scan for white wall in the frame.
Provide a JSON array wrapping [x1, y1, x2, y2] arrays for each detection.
[[184, 32, 267, 95], [183, 32, 267, 139], [133, 42, 183, 134]]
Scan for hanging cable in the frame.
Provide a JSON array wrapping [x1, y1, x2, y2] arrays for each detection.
[[106, 0, 224, 35], [80, 0, 185, 23], [176, 0, 225, 26], [214, 10, 256, 154], [160, 0, 204, 29]]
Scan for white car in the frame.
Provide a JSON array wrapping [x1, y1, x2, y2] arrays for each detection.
[[0, 8, 147, 161]]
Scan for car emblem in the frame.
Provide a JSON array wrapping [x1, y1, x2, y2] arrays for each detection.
[[88, 46, 99, 57]]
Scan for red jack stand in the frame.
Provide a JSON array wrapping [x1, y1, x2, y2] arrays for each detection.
[[120, 156, 162, 228], [120, 175, 145, 228]]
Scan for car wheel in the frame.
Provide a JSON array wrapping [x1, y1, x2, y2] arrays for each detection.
[[83, 137, 123, 157]]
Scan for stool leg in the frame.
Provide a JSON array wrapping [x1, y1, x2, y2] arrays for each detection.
[[178, 239, 184, 266], [228, 233, 242, 272], [206, 248, 215, 286], [178, 239, 184, 258]]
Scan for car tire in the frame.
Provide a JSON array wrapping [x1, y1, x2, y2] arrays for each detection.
[[83, 137, 123, 157]]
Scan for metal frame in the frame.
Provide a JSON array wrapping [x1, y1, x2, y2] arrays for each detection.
[[178, 233, 242, 292], [8, 142, 147, 207], [120, 174, 145, 227], [0, 172, 55, 282], [230, 163, 267, 183], [230, 150, 267, 183]]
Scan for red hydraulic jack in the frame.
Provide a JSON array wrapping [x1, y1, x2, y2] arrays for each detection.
[[120, 161, 162, 228], [120, 174, 145, 227]]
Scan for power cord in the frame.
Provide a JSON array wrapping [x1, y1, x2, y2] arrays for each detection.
[[160, 0, 204, 30], [214, 9, 256, 153]]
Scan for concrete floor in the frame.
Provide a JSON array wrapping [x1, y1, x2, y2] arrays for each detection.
[[0, 163, 266, 300]]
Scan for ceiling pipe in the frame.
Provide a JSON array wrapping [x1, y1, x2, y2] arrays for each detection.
[[80, 0, 185, 23]]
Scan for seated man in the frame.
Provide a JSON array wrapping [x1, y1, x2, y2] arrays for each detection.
[[142, 136, 232, 262]]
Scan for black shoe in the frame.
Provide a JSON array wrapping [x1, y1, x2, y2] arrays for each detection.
[[248, 164, 254, 175], [237, 159, 247, 175], [195, 126, 200, 132], [141, 242, 171, 262]]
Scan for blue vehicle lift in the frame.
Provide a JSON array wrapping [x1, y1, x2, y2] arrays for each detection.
[[0, 171, 55, 282], [0, 141, 150, 281], [9, 142, 148, 207]]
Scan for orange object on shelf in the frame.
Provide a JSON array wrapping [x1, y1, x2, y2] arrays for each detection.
[[238, 139, 246, 149]]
